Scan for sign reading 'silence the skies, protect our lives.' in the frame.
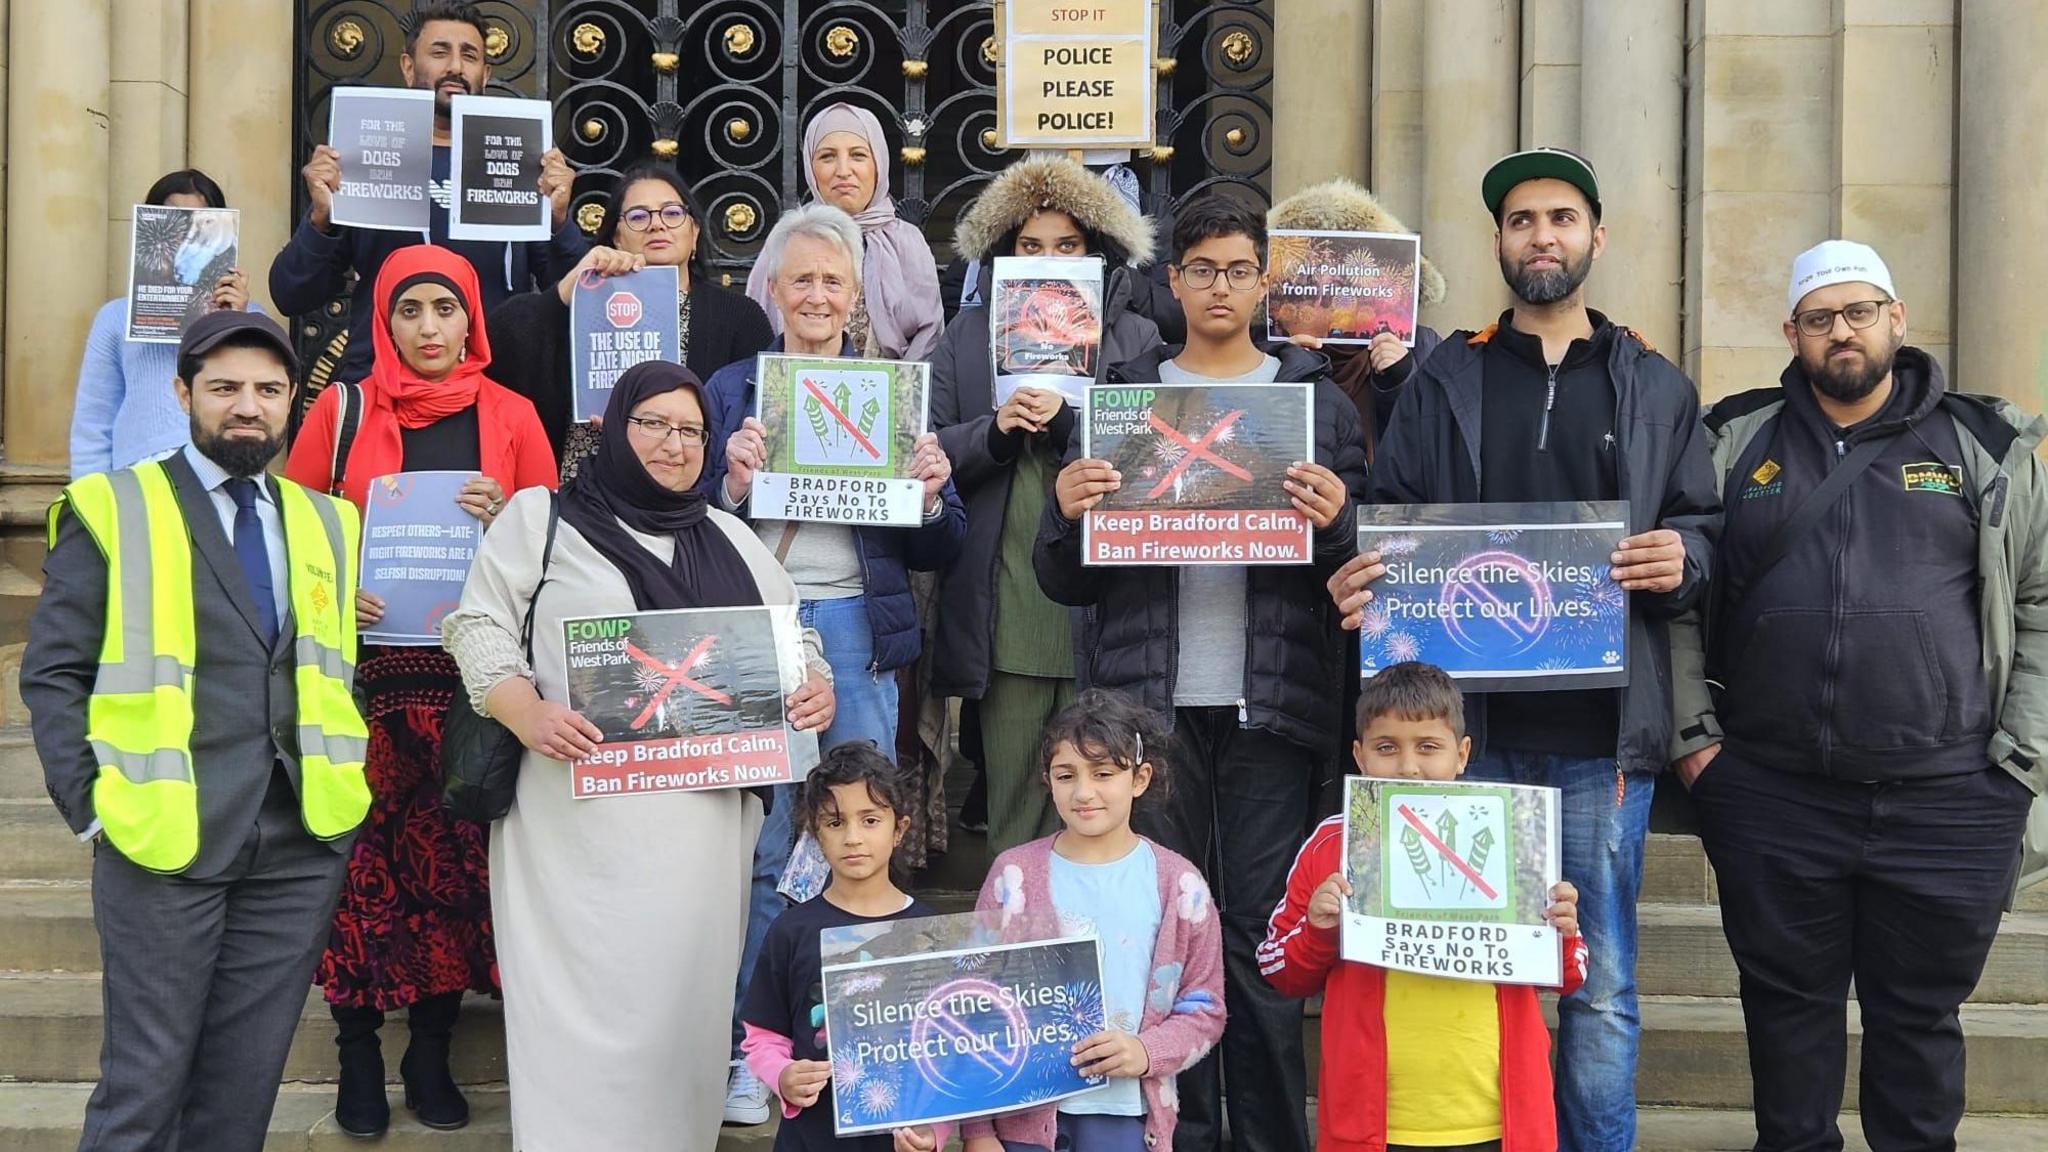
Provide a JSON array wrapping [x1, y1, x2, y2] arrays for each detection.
[[996, 1, 1156, 149]]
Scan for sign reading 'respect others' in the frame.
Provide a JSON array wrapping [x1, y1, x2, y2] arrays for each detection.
[[997, 1, 1155, 149]]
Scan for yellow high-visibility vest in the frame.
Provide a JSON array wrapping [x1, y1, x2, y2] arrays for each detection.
[[50, 460, 371, 874]]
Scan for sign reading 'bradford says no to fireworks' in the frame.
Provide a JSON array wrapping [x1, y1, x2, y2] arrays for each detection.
[[561, 605, 799, 799], [753, 355, 932, 528], [1357, 501, 1630, 692], [1340, 777, 1564, 986], [1082, 383, 1314, 565]]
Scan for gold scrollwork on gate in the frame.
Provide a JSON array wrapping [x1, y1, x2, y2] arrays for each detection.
[[571, 23, 605, 59], [725, 23, 757, 58], [484, 23, 510, 62], [981, 37, 998, 65], [330, 19, 365, 60], [724, 202, 758, 237], [652, 51, 679, 72], [1220, 29, 1257, 67], [824, 25, 859, 60], [726, 118, 753, 144], [576, 203, 605, 235], [652, 138, 680, 159], [579, 118, 605, 142]]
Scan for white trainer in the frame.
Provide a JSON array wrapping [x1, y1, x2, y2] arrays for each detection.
[[723, 1062, 773, 1126]]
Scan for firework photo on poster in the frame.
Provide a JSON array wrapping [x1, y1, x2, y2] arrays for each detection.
[[570, 265, 681, 422], [326, 87, 434, 232], [358, 472, 482, 645], [752, 355, 931, 527], [821, 914, 1108, 1135], [990, 256, 1104, 407], [1340, 777, 1563, 986], [1357, 501, 1630, 692], [447, 95, 550, 242], [1081, 383, 1313, 565], [561, 605, 799, 799], [125, 206, 239, 343], [1266, 230, 1422, 347]]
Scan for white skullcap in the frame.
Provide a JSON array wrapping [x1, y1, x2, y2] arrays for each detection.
[[1788, 240, 1897, 314]]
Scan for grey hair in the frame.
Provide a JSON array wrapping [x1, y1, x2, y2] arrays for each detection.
[[756, 202, 864, 286]]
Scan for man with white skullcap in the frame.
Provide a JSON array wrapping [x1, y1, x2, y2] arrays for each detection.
[[1669, 239, 2048, 1151]]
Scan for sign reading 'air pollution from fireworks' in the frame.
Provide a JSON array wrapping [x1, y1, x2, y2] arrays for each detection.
[[989, 256, 1104, 408], [752, 355, 932, 527], [1356, 502, 1630, 692], [1265, 230, 1422, 347], [1081, 383, 1314, 565]]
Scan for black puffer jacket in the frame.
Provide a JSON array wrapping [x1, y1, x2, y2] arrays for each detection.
[[1032, 342, 1369, 754]]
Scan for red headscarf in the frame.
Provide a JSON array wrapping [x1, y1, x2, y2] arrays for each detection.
[[366, 244, 492, 427]]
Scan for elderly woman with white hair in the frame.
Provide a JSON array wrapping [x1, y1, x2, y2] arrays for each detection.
[[700, 201, 966, 1120]]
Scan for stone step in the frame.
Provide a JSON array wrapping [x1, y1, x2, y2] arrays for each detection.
[[0, 727, 45, 800], [1643, 832, 1717, 905], [1634, 1106, 2048, 1151], [0, 800, 89, 882], [0, 882, 98, 972]]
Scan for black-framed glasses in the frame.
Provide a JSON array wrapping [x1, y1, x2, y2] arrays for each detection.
[[1792, 298, 1891, 338], [624, 416, 709, 446], [1175, 261, 1263, 291], [620, 204, 691, 233]]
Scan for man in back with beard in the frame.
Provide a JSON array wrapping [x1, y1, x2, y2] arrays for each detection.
[[1327, 147, 1720, 1152]]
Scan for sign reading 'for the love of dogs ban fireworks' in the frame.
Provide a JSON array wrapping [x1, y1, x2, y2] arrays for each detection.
[[752, 355, 932, 528], [1340, 777, 1564, 986], [561, 605, 802, 798], [1081, 383, 1314, 565], [1356, 502, 1630, 692]]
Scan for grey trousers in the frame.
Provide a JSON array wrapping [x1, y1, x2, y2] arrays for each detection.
[[78, 778, 351, 1152]]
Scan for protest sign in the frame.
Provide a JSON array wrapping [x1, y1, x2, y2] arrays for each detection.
[[561, 604, 800, 799], [1266, 230, 1423, 346], [125, 206, 239, 343], [1340, 777, 1563, 986], [1356, 502, 1629, 691], [990, 256, 1104, 407], [752, 355, 931, 527], [1081, 383, 1313, 565], [821, 913, 1108, 1135], [358, 472, 482, 645], [570, 265, 681, 422], [448, 95, 551, 242], [327, 87, 434, 232], [995, 0, 1155, 148]]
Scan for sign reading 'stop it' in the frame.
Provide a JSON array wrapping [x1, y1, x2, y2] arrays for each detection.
[[996, 1, 1156, 149]]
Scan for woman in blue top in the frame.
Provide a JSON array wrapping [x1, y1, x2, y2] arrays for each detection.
[[68, 169, 255, 477]]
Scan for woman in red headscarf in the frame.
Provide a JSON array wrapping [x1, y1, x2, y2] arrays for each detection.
[[286, 245, 557, 1138]]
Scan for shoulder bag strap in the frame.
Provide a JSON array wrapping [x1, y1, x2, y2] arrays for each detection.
[[518, 491, 563, 661], [330, 382, 363, 499], [1723, 432, 1893, 611]]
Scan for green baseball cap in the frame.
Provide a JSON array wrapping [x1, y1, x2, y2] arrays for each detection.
[[1482, 147, 1602, 219]]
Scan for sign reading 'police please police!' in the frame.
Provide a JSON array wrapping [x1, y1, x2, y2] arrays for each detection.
[[570, 265, 681, 422], [995, 0, 1156, 149]]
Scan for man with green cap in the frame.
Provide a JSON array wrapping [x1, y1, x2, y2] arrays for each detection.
[[1327, 146, 1722, 1152]]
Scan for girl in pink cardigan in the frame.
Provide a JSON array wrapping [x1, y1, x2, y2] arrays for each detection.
[[896, 690, 1227, 1152]]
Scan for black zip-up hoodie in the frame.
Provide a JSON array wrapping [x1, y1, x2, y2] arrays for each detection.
[[1710, 347, 1991, 780]]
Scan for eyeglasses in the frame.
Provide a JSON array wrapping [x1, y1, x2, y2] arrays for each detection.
[[1175, 262, 1262, 291], [624, 416, 710, 446], [1792, 298, 1891, 338], [620, 204, 691, 233]]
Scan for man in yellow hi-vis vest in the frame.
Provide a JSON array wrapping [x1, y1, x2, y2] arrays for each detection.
[[23, 310, 371, 1152]]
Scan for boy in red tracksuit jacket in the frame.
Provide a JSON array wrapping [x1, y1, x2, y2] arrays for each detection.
[[1260, 662, 1589, 1152]]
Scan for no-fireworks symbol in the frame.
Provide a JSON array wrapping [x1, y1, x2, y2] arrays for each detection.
[[906, 978, 1032, 1095], [1438, 549, 1553, 657]]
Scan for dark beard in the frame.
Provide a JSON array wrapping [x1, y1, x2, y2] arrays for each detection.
[[1502, 249, 1591, 306], [422, 74, 471, 115], [192, 421, 284, 477], [1805, 343, 1895, 404]]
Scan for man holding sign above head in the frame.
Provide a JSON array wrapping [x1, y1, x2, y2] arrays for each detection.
[[1035, 193, 1365, 1152], [1329, 148, 1720, 1152], [272, 0, 587, 390]]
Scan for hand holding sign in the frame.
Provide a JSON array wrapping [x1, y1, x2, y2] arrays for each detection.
[[724, 416, 769, 504], [303, 144, 343, 231], [893, 1127, 938, 1152], [1071, 1030, 1150, 1079], [1307, 871, 1353, 930], [556, 245, 647, 304], [1328, 549, 1387, 630], [539, 147, 574, 229], [1545, 881, 1580, 938], [786, 668, 836, 733], [910, 433, 952, 506], [212, 268, 250, 313], [780, 1059, 832, 1109], [455, 476, 507, 525], [1055, 458, 1122, 521], [1284, 461, 1346, 530], [1610, 528, 1685, 593]]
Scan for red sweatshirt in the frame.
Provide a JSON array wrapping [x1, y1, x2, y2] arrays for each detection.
[[1258, 815, 1589, 1152]]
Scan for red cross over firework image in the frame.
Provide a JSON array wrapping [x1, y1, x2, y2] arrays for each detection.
[[559, 606, 795, 799], [1081, 382, 1315, 566]]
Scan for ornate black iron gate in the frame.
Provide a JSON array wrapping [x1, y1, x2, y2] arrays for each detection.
[[291, 0, 1272, 385]]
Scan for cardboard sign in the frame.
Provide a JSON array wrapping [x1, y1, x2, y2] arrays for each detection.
[[1266, 230, 1423, 347], [752, 355, 932, 527], [996, 0, 1155, 148], [821, 918, 1108, 1135], [358, 472, 482, 645], [562, 605, 802, 798], [125, 206, 240, 343], [1356, 502, 1630, 692], [1081, 382, 1313, 565], [990, 256, 1104, 408], [327, 87, 435, 232], [448, 95, 551, 242], [1340, 777, 1563, 986], [570, 265, 682, 422]]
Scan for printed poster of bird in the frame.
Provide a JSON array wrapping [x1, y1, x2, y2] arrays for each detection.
[[127, 205, 240, 342], [756, 354, 929, 480], [1265, 229, 1420, 346], [1089, 383, 1311, 513]]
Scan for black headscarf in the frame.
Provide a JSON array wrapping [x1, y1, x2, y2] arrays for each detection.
[[559, 362, 763, 611]]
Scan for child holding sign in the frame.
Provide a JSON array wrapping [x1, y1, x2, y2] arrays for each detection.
[[897, 690, 1225, 1152], [1260, 663, 1586, 1152]]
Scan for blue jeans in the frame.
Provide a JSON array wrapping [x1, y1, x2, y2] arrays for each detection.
[[730, 595, 901, 1056], [1465, 750, 1653, 1152]]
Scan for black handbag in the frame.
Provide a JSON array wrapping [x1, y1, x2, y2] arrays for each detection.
[[442, 492, 561, 823]]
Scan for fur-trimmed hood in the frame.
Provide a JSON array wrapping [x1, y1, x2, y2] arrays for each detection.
[[1269, 178, 1446, 306], [954, 157, 1156, 267]]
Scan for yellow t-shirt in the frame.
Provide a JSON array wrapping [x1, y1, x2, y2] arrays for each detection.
[[1383, 969, 1503, 1146]]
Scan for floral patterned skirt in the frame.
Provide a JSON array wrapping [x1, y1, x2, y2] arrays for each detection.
[[316, 647, 497, 1011]]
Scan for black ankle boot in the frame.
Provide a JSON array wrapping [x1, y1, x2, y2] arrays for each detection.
[[331, 1003, 390, 1139], [400, 992, 470, 1131]]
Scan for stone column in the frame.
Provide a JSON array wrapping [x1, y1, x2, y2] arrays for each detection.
[[1273, 0, 1370, 198], [1957, 0, 2048, 407], [187, 0, 294, 318], [1420, 0, 1518, 331], [1581, 0, 1684, 356], [1521, 0, 1581, 150], [1370, 0, 1426, 229], [5, 0, 113, 468], [109, 0, 191, 299]]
